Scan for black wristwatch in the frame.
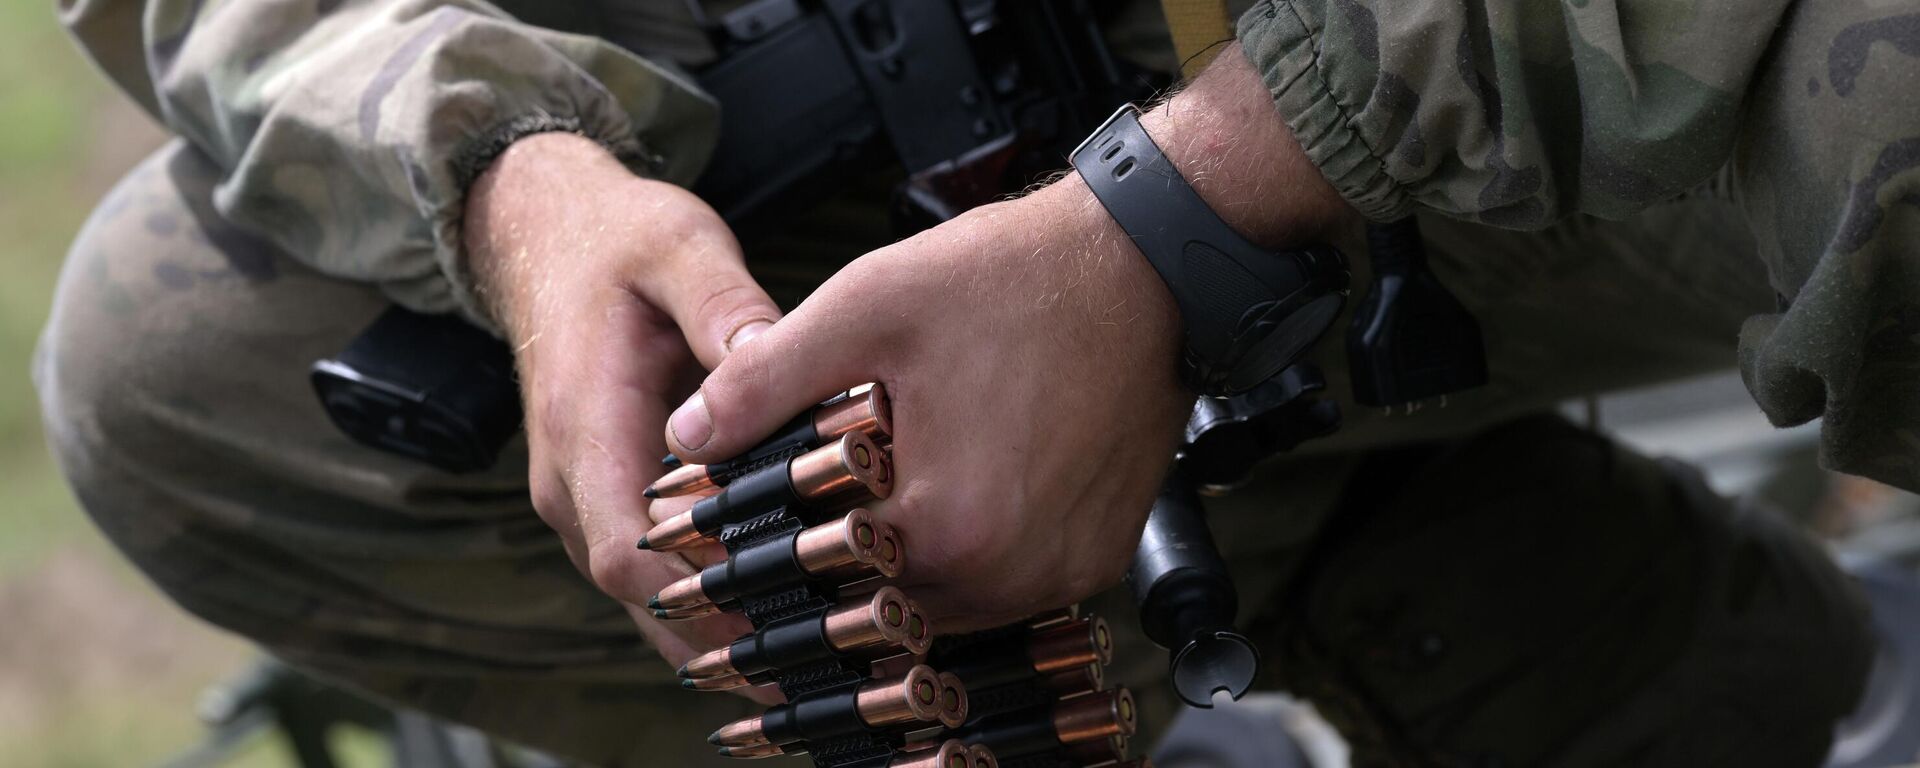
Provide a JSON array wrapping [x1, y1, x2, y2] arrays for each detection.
[[1070, 105, 1349, 397]]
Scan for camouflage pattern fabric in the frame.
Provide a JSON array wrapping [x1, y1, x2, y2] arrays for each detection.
[[36, 137, 1867, 765], [58, 0, 723, 333], [37, 0, 1901, 765], [1236, 0, 1920, 491]]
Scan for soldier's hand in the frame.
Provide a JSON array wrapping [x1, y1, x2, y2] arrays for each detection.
[[465, 132, 779, 700], [661, 172, 1190, 630], [663, 47, 1347, 630]]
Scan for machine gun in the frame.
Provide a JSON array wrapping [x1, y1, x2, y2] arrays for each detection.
[[688, 0, 1164, 235]]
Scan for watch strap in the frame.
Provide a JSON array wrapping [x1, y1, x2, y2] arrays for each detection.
[[1070, 105, 1346, 395]]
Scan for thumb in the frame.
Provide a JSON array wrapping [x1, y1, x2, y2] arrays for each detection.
[[641, 233, 782, 371], [664, 305, 871, 461]]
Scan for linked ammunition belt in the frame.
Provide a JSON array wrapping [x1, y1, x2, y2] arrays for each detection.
[[642, 385, 1146, 768]]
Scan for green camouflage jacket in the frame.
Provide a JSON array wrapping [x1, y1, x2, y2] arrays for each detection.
[[1234, 0, 1920, 490], [60, 0, 1920, 490]]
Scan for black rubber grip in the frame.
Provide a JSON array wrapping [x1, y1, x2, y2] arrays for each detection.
[[704, 528, 807, 607], [763, 686, 869, 745], [710, 413, 822, 483], [692, 459, 799, 535], [756, 608, 840, 671]]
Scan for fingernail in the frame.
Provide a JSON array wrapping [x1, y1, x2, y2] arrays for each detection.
[[670, 392, 712, 451], [726, 319, 773, 353]]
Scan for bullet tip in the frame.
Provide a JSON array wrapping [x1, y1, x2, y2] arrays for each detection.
[[653, 609, 671, 620], [635, 537, 651, 551], [646, 595, 662, 610], [675, 663, 691, 679], [642, 486, 660, 499], [707, 731, 724, 745], [681, 679, 698, 690]]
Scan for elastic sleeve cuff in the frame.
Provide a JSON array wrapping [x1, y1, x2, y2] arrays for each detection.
[[449, 111, 664, 196], [1236, 0, 1412, 222], [369, 17, 718, 338], [434, 110, 666, 334]]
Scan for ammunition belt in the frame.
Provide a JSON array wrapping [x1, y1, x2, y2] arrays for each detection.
[[643, 384, 1141, 768]]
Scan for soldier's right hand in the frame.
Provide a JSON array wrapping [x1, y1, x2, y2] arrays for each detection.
[[463, 132, 781, 702]]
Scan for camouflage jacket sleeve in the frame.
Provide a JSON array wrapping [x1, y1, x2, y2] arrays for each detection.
[[1236, 1, 1920, 491], [60, 0, 719, 330]]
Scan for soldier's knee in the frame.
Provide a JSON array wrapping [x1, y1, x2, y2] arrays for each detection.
[[37, 157, 180, 504]]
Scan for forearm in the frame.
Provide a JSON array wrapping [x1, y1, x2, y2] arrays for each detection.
[[466, 133, 636, 346], [1137, 44, 1353, 247], [1027, 40, 1355, 260]]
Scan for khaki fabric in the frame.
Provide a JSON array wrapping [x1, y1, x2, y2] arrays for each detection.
[[1235, 0, 1920, 492], [59, 0, 721, 332]]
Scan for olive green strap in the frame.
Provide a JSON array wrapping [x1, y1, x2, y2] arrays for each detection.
[[1159, 0, 1232, 78]]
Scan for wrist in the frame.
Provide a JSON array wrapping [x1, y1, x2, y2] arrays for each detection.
[[1068, 58, 1356, 395], [1137, 44, 1351, 247], [465, 133, 618, 339], [1028, 168, 1186, 385], [465, 133, 713, 345]]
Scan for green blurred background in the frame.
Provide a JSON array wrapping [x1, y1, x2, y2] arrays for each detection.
[[0, 2, 376, 765]]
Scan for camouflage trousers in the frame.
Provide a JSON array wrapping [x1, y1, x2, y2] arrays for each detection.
[[36, 141, 1872, 767]]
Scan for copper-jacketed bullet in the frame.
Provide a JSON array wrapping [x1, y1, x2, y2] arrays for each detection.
[[681, 673, 753, 692], [714, 741, 792, 759], [856, 664, 947, 730], [709, 715, 769, 750], [888, 740, 970, 768], [935, 672, 970, 729], [1026, 607, 1079, 631], [1029, 616, 1114, 673], [902, 598, 934, 656], [1053, 688, 1137, 744], [652, 509, 902, 617], [964, 744, 999, 768], [648, 385, 894, 498], [953, 687, 1137, 759], [1060, 733, 1128, 765], [1041, 662, 1105, 698], [708, 665, 945, 749], [640, 432, 893, 552], [653, 603, 725, 621], [680, 587, 916, 681], [938, 617, 1112, 692]]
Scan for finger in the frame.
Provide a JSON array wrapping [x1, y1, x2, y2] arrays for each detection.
[[634, 225, 782, 372], [664, 301, 875, 462], [563, 303, 703, 605]]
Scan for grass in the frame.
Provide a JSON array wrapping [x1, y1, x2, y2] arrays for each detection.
[[0, 0, 106, 575], [0, 2, 382, 766]]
